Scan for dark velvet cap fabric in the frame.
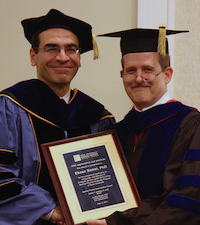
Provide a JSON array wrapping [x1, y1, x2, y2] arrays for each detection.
[[21, 9, 93, 54], [98, 28, 189, 56]]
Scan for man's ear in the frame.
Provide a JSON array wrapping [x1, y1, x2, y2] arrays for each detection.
[[120, 70, 123, 77], [30, 48, 37, 66], [164, 66, 173, 84], [78, 54, 81, 68]]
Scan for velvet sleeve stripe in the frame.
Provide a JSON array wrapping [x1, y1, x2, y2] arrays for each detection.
[[0, 180, 22, 201], [166, 194, 200, 215], [100, 109, 115, 120], [175, 175, 200, 188], [0, 149, 18, 165], [0, 171, 16, 180], [183, 149, 200, 161]]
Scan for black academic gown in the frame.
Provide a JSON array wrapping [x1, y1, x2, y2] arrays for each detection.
[[107, 102, 200, 225]]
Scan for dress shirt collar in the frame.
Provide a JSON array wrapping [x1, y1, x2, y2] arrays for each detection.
[[134, 91, 172, 112], [60, 88, 71, 103]]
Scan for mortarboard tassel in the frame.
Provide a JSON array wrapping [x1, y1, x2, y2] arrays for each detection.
[[157, 24, 166, 56], [92, 34, 99, 60]]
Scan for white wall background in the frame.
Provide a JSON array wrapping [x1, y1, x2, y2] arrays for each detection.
[[173, 0, 200, 110]]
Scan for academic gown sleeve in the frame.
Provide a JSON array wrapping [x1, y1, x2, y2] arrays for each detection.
[[0, 96, 56, 225], [90, 109, 116, 133], [106, 111, 200, 225]]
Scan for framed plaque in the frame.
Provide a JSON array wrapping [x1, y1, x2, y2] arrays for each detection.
[[41, 130, 141, 225]]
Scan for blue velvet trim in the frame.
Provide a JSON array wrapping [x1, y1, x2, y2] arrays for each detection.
[[166, 193, 200, 215], [122, 102, 194, 201], [124, 102, 193, 135], [137, 107, 192, 200], [175, 175, 200, 188], [184, 149, 200, 161]]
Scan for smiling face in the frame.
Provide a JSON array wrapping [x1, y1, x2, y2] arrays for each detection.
[[30, 28, 81, 96], [121, 52, 173, 110]]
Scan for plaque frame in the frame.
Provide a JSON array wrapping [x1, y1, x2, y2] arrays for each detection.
[[41, 130, 141, 225]]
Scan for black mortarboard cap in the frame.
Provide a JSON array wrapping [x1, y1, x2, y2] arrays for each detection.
[[21, 9, 99, 58], [98, 24, 189, 56]]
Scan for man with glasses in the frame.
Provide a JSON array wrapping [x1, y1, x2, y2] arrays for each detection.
[[0, 9, 115, 225], [86, 26, 200, 224]]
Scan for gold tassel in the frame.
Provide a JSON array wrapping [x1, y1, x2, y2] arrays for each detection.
[[92, 34, 99, 60], [157, 24, 166, 56]]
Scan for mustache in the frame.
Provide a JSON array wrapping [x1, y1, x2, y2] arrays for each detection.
[[130, 82, 151, 88]]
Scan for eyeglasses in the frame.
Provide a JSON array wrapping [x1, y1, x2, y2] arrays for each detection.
[[34, 45, 81, 56], [122, 70, 162, 82]]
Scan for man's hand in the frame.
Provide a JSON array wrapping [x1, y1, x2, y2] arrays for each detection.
[[86, 219, 107, 225], [50, 203, 66, 225]]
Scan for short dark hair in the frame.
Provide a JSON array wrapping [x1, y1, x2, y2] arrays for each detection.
[[31, 33, 40, 54], [158, 54, 170, 71]]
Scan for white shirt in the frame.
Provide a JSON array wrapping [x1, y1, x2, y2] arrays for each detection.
[[134, 91, 172, 112], [60, 88, 71, 103]]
